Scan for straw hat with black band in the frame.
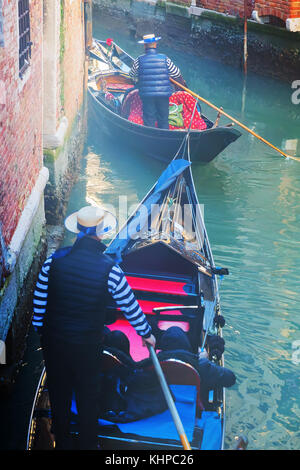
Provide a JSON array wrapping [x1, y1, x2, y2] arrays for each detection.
[[64, 205, 117, 239], [138, 33, 161, 47]]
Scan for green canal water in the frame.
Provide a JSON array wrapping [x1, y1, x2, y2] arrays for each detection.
[[1, 19, 299, 452], [65, 19, 300, 450]]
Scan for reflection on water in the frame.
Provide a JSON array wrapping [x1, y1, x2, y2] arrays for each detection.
[[61, 18, 300, 450], [84, 151, 114, 207]]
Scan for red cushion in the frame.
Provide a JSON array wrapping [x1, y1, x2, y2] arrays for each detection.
[[122, 90, 207, 130], [169, 91, 207, 130], [126, 276, 189, 296]]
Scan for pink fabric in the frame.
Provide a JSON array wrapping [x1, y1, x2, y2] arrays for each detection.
[[121, 89, 207, 130], [126, 276, 189, 296], [122, 89, 144, 125]]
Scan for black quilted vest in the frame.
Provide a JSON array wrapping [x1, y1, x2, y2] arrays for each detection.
[[43, 237, 114, 344], [138, 48, 173, 97]]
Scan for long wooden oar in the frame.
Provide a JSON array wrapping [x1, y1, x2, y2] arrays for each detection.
[[170, 78, 300, 163], [147, 344, 192, 450]]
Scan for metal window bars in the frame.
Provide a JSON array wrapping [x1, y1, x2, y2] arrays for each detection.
[[18, 0, 32, 78]]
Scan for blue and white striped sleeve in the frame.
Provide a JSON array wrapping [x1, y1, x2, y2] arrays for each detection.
[[166, 57, 181, 79], [129, 58, 139, 81], [32, 256, 53, 330], [108, 265, 152, 338]]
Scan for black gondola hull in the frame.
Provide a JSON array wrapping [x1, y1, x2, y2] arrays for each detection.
[[88, 88, 241, 163]]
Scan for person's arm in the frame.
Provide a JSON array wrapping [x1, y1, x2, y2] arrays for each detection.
[[166, 57, 182, 79], [107, 265, 155, 347], [32, 256, 53, 331], [129, 58, 139, 83], [166, 57, 187, 88], [198, 357, 236, 388]]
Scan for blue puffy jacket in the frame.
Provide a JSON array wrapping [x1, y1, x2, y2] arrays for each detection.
[[137, 48, 173, 97]]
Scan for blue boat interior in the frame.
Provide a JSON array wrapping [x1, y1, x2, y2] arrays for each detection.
[[71, 385, 222, 450]]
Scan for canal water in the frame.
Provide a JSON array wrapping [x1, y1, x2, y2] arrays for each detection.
[[1, 16, 299, 451]]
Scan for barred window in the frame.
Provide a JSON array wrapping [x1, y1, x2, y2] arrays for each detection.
[[0, 0, 4, 48], [18, 0, 32, 77]]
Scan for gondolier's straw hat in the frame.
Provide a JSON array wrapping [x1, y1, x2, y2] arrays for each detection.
[[64, 205, 117, 238], [138, 33, 161, 44]]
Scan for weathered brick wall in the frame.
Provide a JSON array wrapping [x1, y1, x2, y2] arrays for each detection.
[[0, 0, 43, 246], [196, 0, 245, 17], [196, 0, 300, 20], [255, 1, 289, 20]]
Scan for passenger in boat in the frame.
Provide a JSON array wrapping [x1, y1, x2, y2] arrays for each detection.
[[157, 326, 236, 394], [32, 205, 156, 450], [100, 326, 236, 422], [129, 33, 184, 129], [102, 325, 235, 392]]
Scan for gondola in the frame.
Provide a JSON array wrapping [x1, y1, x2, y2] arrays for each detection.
[[87, 39, 241, 163], [27, 136, 231, 451]]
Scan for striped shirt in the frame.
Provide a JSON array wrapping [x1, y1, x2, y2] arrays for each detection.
[[32, 256, 152, 338], [130, 56, 182, 82]]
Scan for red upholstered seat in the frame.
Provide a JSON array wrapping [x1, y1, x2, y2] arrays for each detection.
[[126, 276, 190, 296], [145, 359, 204, 410], [110, 275, 197, 360], [107, 318, 189, 362]]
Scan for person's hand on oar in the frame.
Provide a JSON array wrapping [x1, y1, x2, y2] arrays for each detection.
[[142, 334, 156, 349]]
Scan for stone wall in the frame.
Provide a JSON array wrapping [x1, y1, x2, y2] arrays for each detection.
[[92, 0, 300, 81], [43, 0, 88, 226]]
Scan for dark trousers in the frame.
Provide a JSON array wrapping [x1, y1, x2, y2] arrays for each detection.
[[141, 96, 170, 129], [41, 335, 102, 450]]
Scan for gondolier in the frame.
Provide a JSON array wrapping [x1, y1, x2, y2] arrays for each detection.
[[32, 205, 156, 450], [129, 33, 183, 129]]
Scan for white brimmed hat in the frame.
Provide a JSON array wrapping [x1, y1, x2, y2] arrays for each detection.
[[138, 33, 161, 44], [64, 205, 117, 238]]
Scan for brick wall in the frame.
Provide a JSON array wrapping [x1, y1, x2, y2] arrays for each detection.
[[0, 0, 43, 246], [196, 0, 246, 17], [195, 0, 300, 20]]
